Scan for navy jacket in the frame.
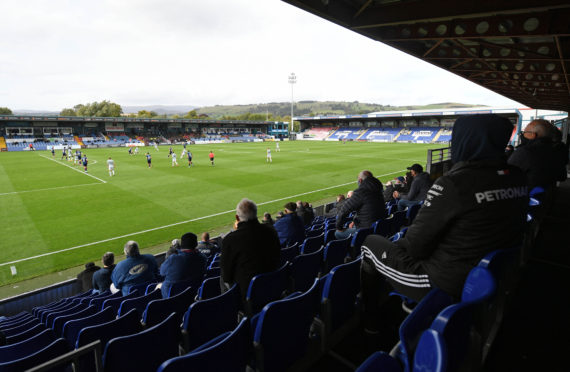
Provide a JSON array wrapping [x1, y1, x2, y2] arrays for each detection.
[[274, 213, 306, 247], [336, 176, 386, 230], [159, 249, 207, 298], [92, 265, 115, 293], [111, 254, 159, 296]]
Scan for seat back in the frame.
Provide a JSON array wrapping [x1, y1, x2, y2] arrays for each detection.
[[0, 312, 31, 326], [350, 227, 373, 258], [323, 236, 351, 274], [253, 279, 320, 372], [4, 323, 47, 345], [79, 290, 110, 305], [90, 291, 121, 311], [128, 281, 155, 295], [204, 267, 221, 279], [372, 216, 393, 237], [104, 312, 180, 372], [197, 276, 222, 301], [0, 338, 71, 372], [280, 243, 300, 266], [46, 303, 86, 328], [117, 289, 161, 318], [76, 308, 141, 349], [182, 284, 240, 352], [391, 210, 407, 235], [406, 203, 422, 225], [62, 306, 115, 349], [0, 314, 35, 331], [53, 305, 98, 337], [300, 233, 324, 254], [168, 279, 199, 298], [355, 351, 401, 372], [39, 301, 77, 324], [102, 290, 139, 315], [157, 318, 251, 372], [0, 318, 40, 337], [413, 329, 447, 372], [321, 258, 361, 333], [0, 328, 57, 363], [324, 229, 337, 245], [143, 286, 197, 327], [245, 263, 289, 316], [290, 247, 324, 293], [396, 289, 455, 372]]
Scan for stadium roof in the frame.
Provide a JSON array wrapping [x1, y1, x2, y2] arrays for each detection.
[[282, 0, 570, 112]]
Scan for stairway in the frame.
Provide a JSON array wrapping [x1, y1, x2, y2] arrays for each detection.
[[392, 129, 404, 142], [432, 128, 444, 142], [74, 135, 84, 146], [0, 137, 7, 152]]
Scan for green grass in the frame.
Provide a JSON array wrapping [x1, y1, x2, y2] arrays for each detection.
[[0, 141, 438, 289]]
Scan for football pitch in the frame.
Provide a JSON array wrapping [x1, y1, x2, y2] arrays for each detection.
[[0, 141, 439, 286]]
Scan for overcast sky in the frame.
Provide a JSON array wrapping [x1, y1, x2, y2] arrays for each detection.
[[0, 0, 521, 111]]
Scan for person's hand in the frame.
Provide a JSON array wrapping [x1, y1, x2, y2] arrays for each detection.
[[393, 191, 400, 198], [349, 222, 355, 228]]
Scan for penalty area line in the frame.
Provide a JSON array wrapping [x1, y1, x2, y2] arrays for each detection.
[[0, 183, 103, 197], [39, 155, 107, 184], [0, 169, 405, 267]]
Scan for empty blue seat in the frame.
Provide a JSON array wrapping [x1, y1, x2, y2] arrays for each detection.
[[196, 276, 222, 301], [372, 216, 393, 237], [4, 323, 47, 345], [204, 267, 221, 279], [0, 338, 71, 372], [391, 210, 407, 235], [323, 236, 351, 274], [182, 284, 239, 352], [0, 328, 57, 363], [103, 290, 139, 315], [157, 318, 251, 372], [62, 306, 115, 348], [350, 227, 373, 258], [253, 279, 320, 372], [33, 300, 63, 318], [168, 278, 199, 298], [280, 243, 300, 266], [300, 233, 324, 254], [323, 229, 337, 245], [104, 312, 180, 372], [305, 229, 323, 238], [290, 247, 323, 293], [0, 314, 35, 331], [76, 308, 141, 349], [142, 286, 197, 328], [89, 291, 121, 310], [245, 263, 289, 316], [53, 305, 98, 337], [39, 302, 77, 324], [0, 312, 30, 326], [117, 289, 161, 318], [46, 303, 86, 328], [413, 329, 447, 372], [355, 351, 402, 372], [0, 318, 40, 337], [405, 203, 422, 225], [128, 282, 156, 295]]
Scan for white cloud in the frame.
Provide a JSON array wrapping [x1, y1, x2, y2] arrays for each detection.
[[0, 0, 520, 111]]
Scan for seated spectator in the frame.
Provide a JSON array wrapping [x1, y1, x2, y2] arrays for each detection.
[[77, 262, 101, 292], [274, 202, 306, 247], [383, 177, 405, 203], [509, 119, 567, 191], [196, 232, 220, 258], [335, 170, 386, 239], [221, 198, 281, 299], [111, 240, 160, 295], [159, 232, 207, 298], [92, 252, 115, 294], [261, 212, 274, 226], [325, 194, 346, 218], [296, 200, 314, 226], [393, 163, 432, 211], [165, 239, 180, 260], [360, 114, 528, 332]]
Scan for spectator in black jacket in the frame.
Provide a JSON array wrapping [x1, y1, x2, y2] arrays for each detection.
[[394, 163, 432, 211], [77, 262, 101, 292], [360, 114, 528, 332], [196, 232, 220, 258], [220, 198, 281, 300], [92, 252, 115, 294], [335, 170, 386, 239]]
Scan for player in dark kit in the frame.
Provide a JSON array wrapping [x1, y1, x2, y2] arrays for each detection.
[[168, 147, 173, 158], [82, 155, 88, 172], [51, 148, 55, 157], [187, 151, 193, 167], [128, 147, 132, 156], [146, 152, 152, 168]]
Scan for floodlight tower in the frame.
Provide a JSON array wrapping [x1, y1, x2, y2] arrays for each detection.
[[288, 72, 296, 135]]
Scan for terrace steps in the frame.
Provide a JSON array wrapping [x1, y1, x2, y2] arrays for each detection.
[[74, 136, 84, 146], [392, 129, 404, 141], [0, 137, 6, 152], [432, 128, 444, 142]]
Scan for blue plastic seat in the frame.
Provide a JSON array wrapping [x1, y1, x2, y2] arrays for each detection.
[[372, 216, 393, 237], [39, 301, 78, 324], [323, 236, 351, 274], [62, 306, 115, 348], [0, 328, 57, 363], [355, 351, 402, 372], [182, 284, 239, 352], [166, 279, 199, 298], [406, 203, 422, 225], [142, 285, 197, 327], [391, 210, 407, 235], [46, 303, 86, 328], [53, 305, 98, 337], [102, 289, 139, 315], [0, 338, 71, 372], [4, 323, 47, 345], [0, 318, 40, 337], [78, 291, 108, 305], [280, 243, 300, 266], [76, 308, 141, 349], [300, 233, 324, 254], [157, 318, 251, 372], [413, 329, 447, 372], [253, 279, 320, 372], [196, 276, 222, 301], [103, 312, 180, 372], [204, 267, 221, 279], [33, 300, 64, 318], [117, 289, 161, 318], [305, 229, 323, 238], [290, 247, 323, 293], [0, 314, 35, 331], [350, 227, 373, 258], [245, 263, 289, 316], [128, 281, 156, 295], [89, 291, 121, 310], [0, 312, 30, 326], [323, 229, 337, 245]]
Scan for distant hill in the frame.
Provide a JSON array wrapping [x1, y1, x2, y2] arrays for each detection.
[[196, 101, 483, 119], [122, 105, 198, 115]]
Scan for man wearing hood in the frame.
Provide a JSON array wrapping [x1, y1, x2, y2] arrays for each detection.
[[360, 114, 528, 332], [335, 170, 386, 239]]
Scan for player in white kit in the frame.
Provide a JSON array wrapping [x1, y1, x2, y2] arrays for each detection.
[[171, 152, 179, 166], [276, 142, 280, 152], [266, 148, 272, 163], [107, 157, 116, 176]]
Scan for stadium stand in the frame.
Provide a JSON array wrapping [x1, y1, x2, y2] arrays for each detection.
[[301, 126, 336, 140]]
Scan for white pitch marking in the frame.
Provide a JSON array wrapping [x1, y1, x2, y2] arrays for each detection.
[[0, 183, 102, 197], [39, 155, 107, 183], [0, 169, 405, 266]]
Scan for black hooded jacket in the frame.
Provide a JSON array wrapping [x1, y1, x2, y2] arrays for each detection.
[[395, 114, 528, 297], [336, 175, 386, 230]]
